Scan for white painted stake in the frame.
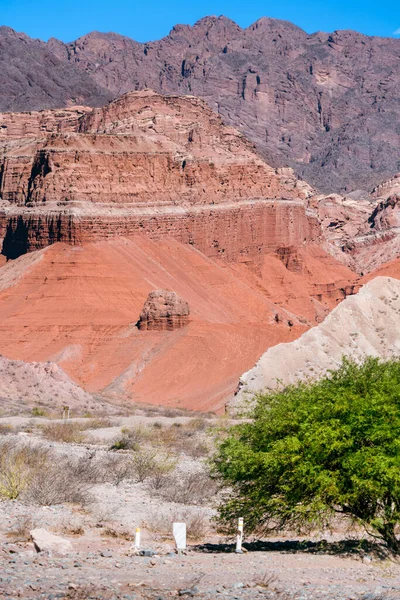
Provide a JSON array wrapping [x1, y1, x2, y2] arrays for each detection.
[[173, 522, 187, 555], [134, 527, 141, 549], [235, 517, 244, 553]]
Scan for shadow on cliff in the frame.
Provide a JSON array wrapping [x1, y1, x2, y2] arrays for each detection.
[[2, 216, 29, 260]]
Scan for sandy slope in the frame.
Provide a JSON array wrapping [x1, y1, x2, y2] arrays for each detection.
[[0, 354, 93, 414], [231, 276, 400, 411], [0, 237, 356, 412]]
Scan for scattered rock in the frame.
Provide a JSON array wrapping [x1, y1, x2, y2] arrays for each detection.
[[30, 529, 73, 556]]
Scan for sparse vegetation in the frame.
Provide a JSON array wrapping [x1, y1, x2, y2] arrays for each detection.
[[131, 448, 176, 483], [7, 515, 36, 542], [153, 469, 219, 505], [31, 407, 48, 417], [0, 423, 14, 435], [101, 525, 134, 540], [0, 440, 49, 500], [41, 422, 86, 443]]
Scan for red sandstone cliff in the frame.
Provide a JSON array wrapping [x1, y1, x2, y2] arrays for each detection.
[[0, 90, 318, 262]]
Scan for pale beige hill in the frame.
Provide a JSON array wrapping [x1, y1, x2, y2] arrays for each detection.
[[230, 276, 400, 411], [0, 354, 94, 415]]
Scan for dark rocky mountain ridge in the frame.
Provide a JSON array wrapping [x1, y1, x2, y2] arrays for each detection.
[[1, 16, 400, 193], [0, 26, 113, 112]]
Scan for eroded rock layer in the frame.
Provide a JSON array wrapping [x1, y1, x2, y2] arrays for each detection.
[[231, 276, 400, 413], [313, 175, 400, 274], [0, 90, 318, 261]]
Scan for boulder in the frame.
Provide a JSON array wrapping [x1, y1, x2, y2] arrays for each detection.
[[30, 529, 73, 555], [137, 290, 190, 331]]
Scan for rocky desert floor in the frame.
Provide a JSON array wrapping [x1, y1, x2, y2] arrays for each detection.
[[1, 408, 400, 600]]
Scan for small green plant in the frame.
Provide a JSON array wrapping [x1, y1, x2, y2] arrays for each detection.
[[31, 407, 47, 417]]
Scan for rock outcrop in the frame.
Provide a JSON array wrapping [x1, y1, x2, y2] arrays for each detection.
[[0, 90, 318, 262], [137, 290, 190, 331], [2, 19, 400, 193], [230, 276, 400, 413], [314, 177, 400, 274]]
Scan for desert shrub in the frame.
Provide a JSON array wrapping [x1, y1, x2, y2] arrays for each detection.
[[187, 418, 208, 432], [154, 469, 219, 505], [41, 422, 85, 443], [214, 357, 400, 551], [101, 526, 134, 540], [81, 417, 114, 430], [157, 423, 213, 458], [0, 441, 101, 505], [131, 448, 176, 483], [110, 425, 152, 451], [7, 515, 37, 541], [26, 459, 93, 506], [0, 423, 14, 435], [60, 517, 85, 536], [31, 407, 48, 417], [0, 440, 49, 499], [99, 453, 134, 485]]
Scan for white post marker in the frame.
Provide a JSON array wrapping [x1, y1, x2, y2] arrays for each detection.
[[236, 517, 244, 553], [134, 527, 141, 550], [173, 522, 187, 555]]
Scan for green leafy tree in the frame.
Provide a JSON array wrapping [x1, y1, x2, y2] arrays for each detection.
[[214, 357, 400, 551]]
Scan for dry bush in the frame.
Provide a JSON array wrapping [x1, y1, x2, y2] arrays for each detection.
[[26, 460, 93, 506], [99, 453, 134, 485], [0, 440, 49, 500], [80, 417, 115, 430], [7, 515, 37, 542], [31, 407, 48, 417], [0, 423, 14, 435], [143, 508, 211, 541], [0, 442, 99, 505], [254, 572, 279, 589], [102, 525, 134, 541], [62, 451, 110, 485], [110, 425, 153, 450], [41, 422, 86, 443], [187, 417, 208, 432], [154, 470, 219, 505], [88, 502, 121, 525], [60, 517, 85, 537], [156, 421, 215, 458], [131, 448, 176, 483]]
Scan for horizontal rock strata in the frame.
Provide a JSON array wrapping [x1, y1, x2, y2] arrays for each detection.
[[0, 90, 318, 261]]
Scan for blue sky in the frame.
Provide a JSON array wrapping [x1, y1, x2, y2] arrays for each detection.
[[1, 0, 400, 42]]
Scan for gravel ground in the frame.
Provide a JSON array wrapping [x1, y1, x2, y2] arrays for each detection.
[[1, 418, 400, 600]]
